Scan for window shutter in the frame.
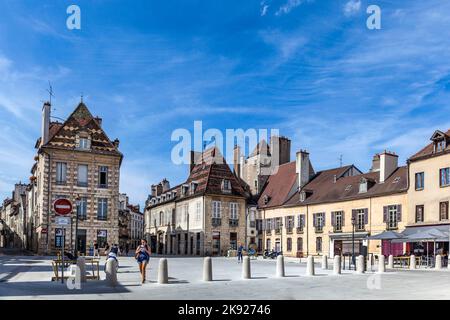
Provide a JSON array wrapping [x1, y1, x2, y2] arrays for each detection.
[[322, 212, 326, 226], [331, 212, 335, 227], [364, 208, 368, 224], [313, 214, 317, 227], [351, 209, 357, 223], [342, 211, 345, 226], [301, 215, 305, 228], [397, 205, 402, 222], [383, 206, 388, 223]]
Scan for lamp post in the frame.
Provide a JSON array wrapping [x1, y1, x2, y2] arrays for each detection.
[[351, 216, 356, 269], [74, 195, 81, 259]]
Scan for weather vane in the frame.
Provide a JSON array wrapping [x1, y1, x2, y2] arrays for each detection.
[[46, 81, 54, 105]]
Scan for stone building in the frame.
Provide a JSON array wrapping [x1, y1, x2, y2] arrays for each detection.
[[258, 149, 408, 258], [0, 183, 28, 249], [31, 101, 122, 255], [119, 193, 144, 250], [145, 147, 248, 256]]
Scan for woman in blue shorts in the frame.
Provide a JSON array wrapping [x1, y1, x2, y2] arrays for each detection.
[[135, 239, 151, 283]]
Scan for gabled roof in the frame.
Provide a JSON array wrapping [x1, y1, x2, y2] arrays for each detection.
[[249, 139, 271, 157], [284, 166, 407, 207], [257, 161, 297, 209], [409, 129, 450, 162], [40, 102, 121, 157]]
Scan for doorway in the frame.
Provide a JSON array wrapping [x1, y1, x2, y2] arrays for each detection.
[[334, 240, 343, 256], [76, 229, 87, 255]]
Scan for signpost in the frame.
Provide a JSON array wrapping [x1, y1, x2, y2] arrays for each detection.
[[54, 198, 73, 284]]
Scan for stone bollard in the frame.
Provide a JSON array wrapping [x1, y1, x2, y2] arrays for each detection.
[[333, 255, 341, 275], [321, 255, 328, 270], [203, 257, 213, 281], [435, 255, 442, 270], [388, 255, 394, 269], [158, 258, 169, 284], [378, 255, 386, 273], [409, 255, 416, 270], [306, 256, 315, 276], [276, 255, 285, 277], [368, 254, 373, 272], [356, 255, 364, 274], [76, 256, 87, 283], [242, 256, 251, 279], [105, 257, 118, 287]]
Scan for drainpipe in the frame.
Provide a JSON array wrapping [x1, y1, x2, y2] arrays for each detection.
[[306, 205, 309, 256]]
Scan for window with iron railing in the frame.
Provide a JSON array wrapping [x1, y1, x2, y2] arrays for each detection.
[[212, 218, 222, 227]]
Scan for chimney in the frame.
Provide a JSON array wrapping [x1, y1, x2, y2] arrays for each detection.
[[379, 150, 398, 183], [41, 102, 51, 147], [113, 139, 120, 148], [370, 154, 381, 172], [333, 175, 337, 183], [161, 178, 170, 192], [151, 184, 157, 197], [190, 151, 202, 173], [270, 135, 291, 166], [95, 117, 102, 127], [156, 183, 163, 196], [296, 150, 313, 188], [233, 145, 241, 178]]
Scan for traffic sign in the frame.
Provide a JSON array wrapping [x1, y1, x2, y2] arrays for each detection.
[[53, 198, 73, 216], [55, 216, 71, 226]]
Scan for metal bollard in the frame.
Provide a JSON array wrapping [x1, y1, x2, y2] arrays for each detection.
[[356, 255, 364, 274], [306, 256, 315, 276], [158, 258, 169, 284], [333, 255, 341, 275], [409, 255, 416, 270], [378, 255, 386, 273], [435, 255, 442, 270], [242, 256, 251, 279], [322, 255, 328, 270], [276, 255, 285, 277], [388, 255, 394, 269], [76, 256, 87, 283], [203, 257, 213, 281]]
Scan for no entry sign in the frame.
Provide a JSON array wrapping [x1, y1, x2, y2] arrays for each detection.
[[53, 198, 73, 216]]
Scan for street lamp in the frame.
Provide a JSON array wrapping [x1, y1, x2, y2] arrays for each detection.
[[351, 216, 356, 269], [74, 195, 81, 259]]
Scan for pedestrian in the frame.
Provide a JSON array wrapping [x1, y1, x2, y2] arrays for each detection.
[[104, 242, 110, 257], [93, 240, 99, 258], [237, 243, 244, 263], [135, 239, 151, 284], [125, 243, 129, 256]]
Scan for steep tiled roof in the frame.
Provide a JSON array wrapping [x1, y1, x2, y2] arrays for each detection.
[[284, 166, 407, 207], [249, 139, 271, 157], [257, 161, 297, 209], [409, 129, 450, 161], [41, 103, 121, 156], [147, 147, 247, 209]]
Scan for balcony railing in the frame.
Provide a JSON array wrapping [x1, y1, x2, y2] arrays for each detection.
[[212, 218, 222, 227], [315, 226, 323, 233], [229, 219, 239, 227], [355, 225, 365, 232], [296, 227, 304, 233], [333, 226, 342, 233], [266, 230, 272, 235], [275, 229, 281, 235], [286, 227, 293, 234]]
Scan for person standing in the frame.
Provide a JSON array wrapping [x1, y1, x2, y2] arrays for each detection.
[[237, 243, 244, 263], [125, 243, 130, 256], [135, 239, 151, 284], [93, 241, 99, 258]]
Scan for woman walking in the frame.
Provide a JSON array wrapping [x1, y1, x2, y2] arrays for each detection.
[[135, 239, 151, 283]]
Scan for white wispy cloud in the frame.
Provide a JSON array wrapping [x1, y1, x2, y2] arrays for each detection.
[[276, 0, 304, 16], [343, 0, 361, 17]]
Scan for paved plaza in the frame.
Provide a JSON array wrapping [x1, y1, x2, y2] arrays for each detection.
[[1, 254, 450, 300]]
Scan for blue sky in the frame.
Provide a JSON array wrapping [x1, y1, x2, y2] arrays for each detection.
[[0, 0, 450, 206]]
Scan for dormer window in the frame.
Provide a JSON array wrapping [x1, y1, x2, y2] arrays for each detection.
[[359, 178, 368, 193], [190, 182, 198, 194], [172, 191, 177, 198], [221, 179, 231, 193], [436, 140, 446, 152], [76, 133, 91, 150], [263, 194, 271, 205], [181, 185, 189, 196], [300, 191, 306, 202]]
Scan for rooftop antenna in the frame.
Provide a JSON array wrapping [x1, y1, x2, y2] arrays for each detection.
[[46, 81, 54, 105], [80, 92, 84, 103], [339, 154, 343, 167]]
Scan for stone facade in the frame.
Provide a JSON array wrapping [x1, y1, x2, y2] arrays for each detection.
[[31, 102, 122, 255]]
